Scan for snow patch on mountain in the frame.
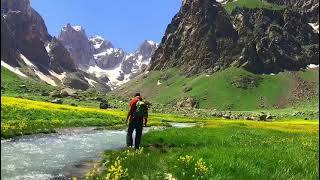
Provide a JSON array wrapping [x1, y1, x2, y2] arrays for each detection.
[[20, 54, 36, 68], [147, 41, 158, 46], [308, 22, 319, 33], [45, 44, 51, 53], [34, 70, 57, 86], [216, 0, 237, 4], [307, 64, 319, 69], [90, 36, 105, 49], [1, 60, 28, 77], [125, 54, 134, 60], [49, 71, 66, 81], [72, 25, 83, 31], [87, 64, 130, 89], [84, 77, 98, 87]]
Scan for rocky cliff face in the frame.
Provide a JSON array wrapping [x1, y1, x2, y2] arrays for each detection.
[[57, 23, 158, 89], [47, 37, 77, 73], [58, 24, 95, 70], [266, 0, 319, 22], [86, 38, 158, 89], [0, 0, 94, 90], [231, 8, 319, 73], [148, 0, 319, 75], [1, 0, 52, 71], [149, 0, 240, 75], [1, 16, 19, 67], [90, 36, 125, 69], [122, 40, 158, 76]]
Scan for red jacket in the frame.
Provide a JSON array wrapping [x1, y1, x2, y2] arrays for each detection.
[[127, 96, 148, 125], [130, 96, 141, 108], [128, 96, 141, 121]]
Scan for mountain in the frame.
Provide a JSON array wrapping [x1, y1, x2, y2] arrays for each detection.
[[114, 0, 319, 111], [58, 25, 158, 89], [148, 0, 239, 75], [89, 36, 126, 70], [265, 0, 319, 22], [148, 0, 319, 75], [1, 0, 51, 71], [0, 0, 106, 91], [88, 38, 159, 89], [58, 24, 96, 70], [1, 0, 158, 92]]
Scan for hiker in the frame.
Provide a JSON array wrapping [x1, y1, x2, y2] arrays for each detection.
[[126, 93, 148, 149]]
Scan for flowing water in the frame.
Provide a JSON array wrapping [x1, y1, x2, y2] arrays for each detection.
[[1, 123, 195, 180]]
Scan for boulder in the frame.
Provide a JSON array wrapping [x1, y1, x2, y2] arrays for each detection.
[[266, 114, 273, 120], [223, 114, 231, 119], [51, 98, 63, 104], [258, 114, 267, 121], [99, 100, 109, 109], [176, 97, 198, 108], [245, 116, 255, 121], [60, 88, 77, 97], [49, 90, 62, 98]]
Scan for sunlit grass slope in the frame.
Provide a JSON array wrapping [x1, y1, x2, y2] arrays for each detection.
[[224, 0, 285, 14], [89, 120, 319, 180], [114, 67, 319, 111]]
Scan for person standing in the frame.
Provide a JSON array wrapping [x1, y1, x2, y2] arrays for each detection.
[[126, 93, 148, 149]]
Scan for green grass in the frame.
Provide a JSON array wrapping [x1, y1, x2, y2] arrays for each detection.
[[91, 121, 318, 179], [224, 0, 285, 14], [1, 67, 132, 110], [1, 67, 56, 97], [114, 67, 319, 111], [1, 96, 126, 138]]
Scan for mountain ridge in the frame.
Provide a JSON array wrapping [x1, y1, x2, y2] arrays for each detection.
[[147, 0, 319, 76]]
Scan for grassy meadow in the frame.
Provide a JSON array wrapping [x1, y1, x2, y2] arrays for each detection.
[[1, 64, 319, 179], [223, 0, 285, 14], [84, 120, 319, 180], [114, 67, 319, 111]]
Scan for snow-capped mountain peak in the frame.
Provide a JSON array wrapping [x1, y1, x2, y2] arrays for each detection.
[[147, 40, 158, 46], [86, 37, 158, 89], [72, 25, 83, 31], [89, 35, 114, 52], [59, 24, 158, 90]]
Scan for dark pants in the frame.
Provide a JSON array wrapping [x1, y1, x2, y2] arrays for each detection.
[[126, 119, 143, 149]]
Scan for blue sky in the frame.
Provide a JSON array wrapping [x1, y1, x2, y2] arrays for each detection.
[[30, 0, 181, 52]]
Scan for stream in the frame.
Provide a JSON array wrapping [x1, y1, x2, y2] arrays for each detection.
[[1, 123, 195, 180]]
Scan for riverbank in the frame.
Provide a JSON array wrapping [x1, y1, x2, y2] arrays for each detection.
[[89, 120, 319, 180], [1, 122, 194, 179], [2, 96, 318, 139]]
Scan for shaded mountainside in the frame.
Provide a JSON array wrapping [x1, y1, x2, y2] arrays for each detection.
[[1, 0, 51, 71], [1, 16, 19, 67], [0, 0, 96, 91], [266, 0, 319, 22], [149, 0, 239, 75], [230, 8, 319, 73], [58, 24, 95, 70], [148, 0, 319, 75]]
